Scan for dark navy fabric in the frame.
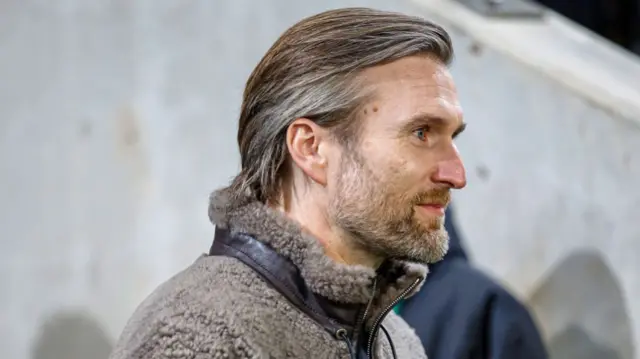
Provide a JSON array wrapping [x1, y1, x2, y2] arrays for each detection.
[[534, 0, 640, 55], [399, 206, 548, 359]]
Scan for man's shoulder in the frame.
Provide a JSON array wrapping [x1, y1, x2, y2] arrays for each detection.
[[428, 258, 511, 302], [139, 254, 270, 313], [432, 262, 547, 357], [403, 259, 545, 347], [403, 259, 534, 330], [380, 312, 428, 358], [109, 255, 282, 359], [448, 261, 530, 312]]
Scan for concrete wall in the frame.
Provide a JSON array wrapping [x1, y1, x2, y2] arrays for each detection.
[[1, 1, 638, 358]]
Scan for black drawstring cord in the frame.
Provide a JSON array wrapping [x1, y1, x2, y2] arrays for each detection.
[[336, 328, 356, 359], [380, 325, 397, 359]]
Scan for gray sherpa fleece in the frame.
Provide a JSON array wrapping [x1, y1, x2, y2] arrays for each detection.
[[109, 188, 429, 359]]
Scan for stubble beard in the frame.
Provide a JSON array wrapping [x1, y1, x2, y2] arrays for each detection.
[[328, 150, 450, 264]]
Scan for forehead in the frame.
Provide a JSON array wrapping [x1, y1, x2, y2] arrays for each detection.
[[357, 55, 462, 129]]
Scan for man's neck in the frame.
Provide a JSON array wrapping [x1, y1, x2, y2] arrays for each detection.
[[273, 196, 383, 269], [308, 224, 383, 268]]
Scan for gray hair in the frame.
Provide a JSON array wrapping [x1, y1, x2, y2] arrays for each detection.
[[227, 7, 454, 203]]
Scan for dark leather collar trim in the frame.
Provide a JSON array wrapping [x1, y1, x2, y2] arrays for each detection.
[[209, 227, 359, 336]]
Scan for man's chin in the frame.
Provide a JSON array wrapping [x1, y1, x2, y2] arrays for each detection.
[[405, 230, 450, 264], [414, 212, 445, 231], [347, 221, 449, 264]]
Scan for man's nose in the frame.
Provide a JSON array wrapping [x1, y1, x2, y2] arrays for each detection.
[[432, 156, 467, 189]]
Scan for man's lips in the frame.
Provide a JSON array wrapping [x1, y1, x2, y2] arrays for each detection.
[[416, 203, 447, 215]]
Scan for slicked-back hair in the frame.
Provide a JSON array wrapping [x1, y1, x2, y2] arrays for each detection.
[[227, 7, 454, 203]]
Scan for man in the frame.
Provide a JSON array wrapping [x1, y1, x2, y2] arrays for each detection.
[[110, 7, 466, 359], [399, 206, 548, 359]]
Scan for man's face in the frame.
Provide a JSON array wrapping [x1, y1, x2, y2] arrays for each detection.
[[328, 55, 466, 264]]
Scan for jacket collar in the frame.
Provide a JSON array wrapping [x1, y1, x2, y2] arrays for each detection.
[[208, 188, 427, 321], [210, 226, 363, 335]]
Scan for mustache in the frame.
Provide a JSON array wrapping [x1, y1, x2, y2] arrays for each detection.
[[413, 189, 451, 206]]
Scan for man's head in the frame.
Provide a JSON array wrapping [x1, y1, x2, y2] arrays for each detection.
[[229, 8, 466, 265]]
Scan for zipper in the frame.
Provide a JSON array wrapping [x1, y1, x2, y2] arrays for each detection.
[[351, 277, 378, 348], [366, 277, 423, 358], [359, 277, 378, 332]]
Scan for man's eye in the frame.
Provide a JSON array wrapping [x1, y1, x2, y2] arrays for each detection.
[[414, 127, 429, 141]]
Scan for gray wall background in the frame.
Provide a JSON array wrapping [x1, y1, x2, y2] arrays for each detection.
[[1, 1, 639, 359]]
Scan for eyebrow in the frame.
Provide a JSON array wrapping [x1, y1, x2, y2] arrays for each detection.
[[403, 113, 467, 139], [453, 122, 466, 139]]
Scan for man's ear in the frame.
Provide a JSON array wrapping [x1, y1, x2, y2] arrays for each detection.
[[286, 118, 329, 186]]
